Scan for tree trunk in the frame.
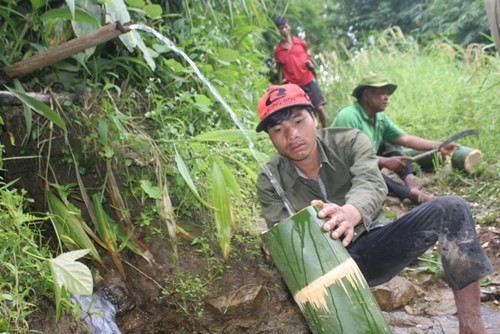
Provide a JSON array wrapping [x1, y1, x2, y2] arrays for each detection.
[[451, 146, 483, 174], [261, 205, 391, 334]]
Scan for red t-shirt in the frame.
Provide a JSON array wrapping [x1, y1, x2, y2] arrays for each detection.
[[274, 36, 314, 87]]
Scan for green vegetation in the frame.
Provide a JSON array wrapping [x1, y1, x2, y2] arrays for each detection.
[[0, 0, 498, 332]]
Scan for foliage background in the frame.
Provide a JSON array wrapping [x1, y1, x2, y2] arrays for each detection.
[[0, 0, 498, 332]]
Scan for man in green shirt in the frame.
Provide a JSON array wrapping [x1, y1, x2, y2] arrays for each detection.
[[332, 73, 457, 204], [255, 83, 492, 333]]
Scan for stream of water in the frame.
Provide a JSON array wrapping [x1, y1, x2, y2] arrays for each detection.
[[129, 24, 295, 216]]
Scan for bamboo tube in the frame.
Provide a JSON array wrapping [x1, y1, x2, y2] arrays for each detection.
[[261, 206, 391, 334], [451, 146, 483, 174], [2, 21, 131, 80]]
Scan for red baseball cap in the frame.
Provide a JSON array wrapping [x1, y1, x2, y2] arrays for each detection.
[[256, 84, 313, 132]]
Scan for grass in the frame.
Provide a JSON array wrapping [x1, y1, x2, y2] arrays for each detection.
[[318, 30, 499, 219]]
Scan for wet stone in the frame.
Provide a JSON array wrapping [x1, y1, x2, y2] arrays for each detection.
[[206, 285, 265, 317], [371, 276, 418, 311]]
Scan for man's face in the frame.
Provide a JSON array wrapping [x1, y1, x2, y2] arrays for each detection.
[[363, 86, 391, 112], [267, 108, 318, 163], [278, 23, 291, 38]]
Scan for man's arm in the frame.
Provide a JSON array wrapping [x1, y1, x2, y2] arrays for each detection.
[[394, 134, 458, 156]]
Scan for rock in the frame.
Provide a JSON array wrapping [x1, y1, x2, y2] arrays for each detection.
[[372, 276, 418, 311], [206, 285, 265, 317]]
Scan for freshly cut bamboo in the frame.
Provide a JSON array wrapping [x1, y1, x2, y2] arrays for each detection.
[[261, 206, 391, 334], [451, 146, 483, 174]]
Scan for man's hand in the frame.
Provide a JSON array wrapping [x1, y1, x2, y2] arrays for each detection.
[[378, 155, 413, 171], [311, 200, 362, 247], [439, 142, 459, 156], [305, 60, 314, 70]]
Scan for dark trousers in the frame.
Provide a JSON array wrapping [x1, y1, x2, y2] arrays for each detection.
[[347, 196, 493, 290], [377, 143, 415, 200]]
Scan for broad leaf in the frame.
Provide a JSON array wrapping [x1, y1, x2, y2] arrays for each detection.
[[140, 180, 163, 200], [49, 249, 93, 295]]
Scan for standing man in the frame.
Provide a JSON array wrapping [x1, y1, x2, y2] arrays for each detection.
[[332, 73, 458, 204], [255, 83, 493, 334], [273, 16, 328, 128]]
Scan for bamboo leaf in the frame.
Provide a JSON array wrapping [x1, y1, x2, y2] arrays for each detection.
[[6, 87, 67, 132], [211, 162, 232, 262], [174, 147, 213, 208], [47, 192, 103, 264], [213, 157, 242, 200], [193, 129, 256, 142], [48, 249, 93, 295], [13, 81, 32, 146]]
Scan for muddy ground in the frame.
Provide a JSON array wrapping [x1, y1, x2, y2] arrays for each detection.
[[28, 176, 500, 334]]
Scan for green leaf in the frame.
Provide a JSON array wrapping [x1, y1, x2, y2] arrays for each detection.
[[144, 4, 163, 18], [6, 87, 67, 132], [47, 192, 102, 263], [13, 81, 32, 145], [216, 48, 239, 63], [40, 7, 99, 26], [193, 129, 254, 142], [165, 58, 186, 72], [49, 250, 93, 295], [125, 0, 145, 7], [66, 0, 75, 19], [174, 147, 213, 208], [140, 180, 163, 200], [213, 157, 242, 200], [211, 162, 232, 262], [194, 94, 212, 113]]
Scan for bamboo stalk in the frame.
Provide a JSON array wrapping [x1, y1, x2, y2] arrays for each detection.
[[2, 21, 131, 80], [451, 146, 483, 174], [261, 206, 391, 334]]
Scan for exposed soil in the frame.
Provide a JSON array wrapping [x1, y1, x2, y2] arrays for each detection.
[[28, 189, 500, 334]]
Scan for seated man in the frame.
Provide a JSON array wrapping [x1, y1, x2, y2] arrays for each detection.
[[331, 73, 457, 204], [255, 83, 493, 334]]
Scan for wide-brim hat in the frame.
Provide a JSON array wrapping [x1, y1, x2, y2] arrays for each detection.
[[256, 84, 313, 132], [352, 73, 397, 99]]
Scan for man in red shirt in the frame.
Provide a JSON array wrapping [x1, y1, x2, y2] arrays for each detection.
[[273, 16, 327, 128]]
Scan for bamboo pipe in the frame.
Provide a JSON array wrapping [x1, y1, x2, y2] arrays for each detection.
[[2, 21, 132, 81]]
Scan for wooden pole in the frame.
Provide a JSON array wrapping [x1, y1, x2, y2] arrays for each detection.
[[2, 21, 132, 81], [261, 206, 391, 334]]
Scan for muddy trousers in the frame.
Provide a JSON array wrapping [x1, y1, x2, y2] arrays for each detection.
[[347, 196, 493, 290]]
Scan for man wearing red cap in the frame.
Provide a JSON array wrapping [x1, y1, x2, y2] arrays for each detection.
[[256, 83, 493, 334], [273, 16, 328, 128]]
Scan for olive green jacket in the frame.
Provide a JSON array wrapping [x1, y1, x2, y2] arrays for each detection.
[[256, 127, 389, 238]]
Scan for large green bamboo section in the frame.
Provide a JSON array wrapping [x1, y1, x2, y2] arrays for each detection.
[[261, 205, 391, 334]]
